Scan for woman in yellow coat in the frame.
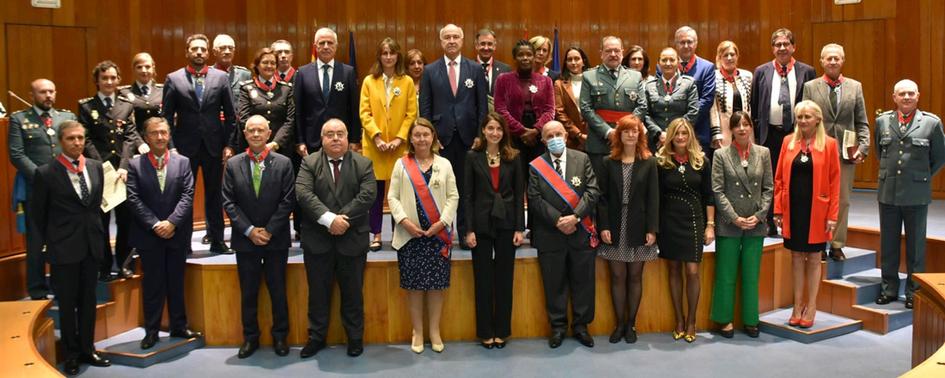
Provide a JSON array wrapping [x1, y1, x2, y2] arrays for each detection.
[[360, 37, 418, 250]]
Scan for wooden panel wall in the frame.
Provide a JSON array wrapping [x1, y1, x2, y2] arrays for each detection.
[[1, 0, 944, 294]]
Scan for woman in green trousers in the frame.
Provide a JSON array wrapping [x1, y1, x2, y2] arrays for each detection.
[[709, 111, 774, 338]]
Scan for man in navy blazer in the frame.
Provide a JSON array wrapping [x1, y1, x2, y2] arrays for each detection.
[[222, 115, 295, 359], [674, 26, 718, 155], [31, 121, 110, 375], [749, 28, 816, 236], [162, 33, 236, 253], [127, 117, 203, 350], [419, 23, 489, 246], [294, 27, 361, 156]]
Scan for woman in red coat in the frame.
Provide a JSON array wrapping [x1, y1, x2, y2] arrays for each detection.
[[773, 100, 840, 328]]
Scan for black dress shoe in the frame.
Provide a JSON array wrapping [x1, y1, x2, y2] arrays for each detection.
[[718, 326, 735, 339], [480, 340, 495, 349], [274, 339, 289, 356], [98, 272, 116, 282], [609, 325, 625, 344], [140, 332, 159, 350], [81, 353, 111, 367], [875, 294, 897, 305], [210, 241, 234, 254], [170, 329, 203, 339], [64, 358, 79, 375], [238, 340, 259, 359], [300, 339, 325, 358], [829, 248, 847, 261], [347, 340, 364, 357], [744, 325, 760, 338], [202, 235, 212, 245], [119, 267, 135, 278], [494, 339, 507, 349], [574, 330, 594, 348], [624, 326, 638, 344], [905, 297, 914, 309], [548, 331, 565, 349]]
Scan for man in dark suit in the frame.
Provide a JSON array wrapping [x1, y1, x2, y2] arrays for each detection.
[[296, 119, 376, 358], [749, 28, 816, 236], [475, 28, 511, 110], [874, 80, 945, 310], [7, 78, 77, 299], [802, 43, 871, 261], [163, 33, 236, 253], [31, 121, 111, 375], [127, 117, 202, 350], [674, 26, 718, 155], [78, 60, 140, 281], [294, 27, 361, 157], [223, 115, 295, 359], [420, 23, 489, 248], [527, 120, 600, 349]]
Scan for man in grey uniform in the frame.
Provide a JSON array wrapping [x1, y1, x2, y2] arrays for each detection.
[[579, 36, 647, 175], [7, 78, 77, 299], [874, 79, 945, 309]]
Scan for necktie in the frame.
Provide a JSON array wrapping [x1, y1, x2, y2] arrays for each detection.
[[194, 76, 204, 106], [156, 157, 166, 192], [610, 69, 617, 80], [448, 61, 458, 96], [828, 84, 838, 113], [280, 72, 286, 81], [104, 97, 113, 110], [321, 64, 331, 103], [778, 65, 792, 129], [252, 160, 262, 196], [142, 85, 150, 96], [482, 62, 491, 91], [264, 80, 272, 87], [73, 160, 90, 204], [330, 159, 342, 186], [41, 112, 52, 128], [554, 158, 563, 177]]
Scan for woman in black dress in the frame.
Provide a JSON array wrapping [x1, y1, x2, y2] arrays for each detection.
[[597, 114, 659, 344], [656, 118, 715, 343], [463, 113, 525, 349]]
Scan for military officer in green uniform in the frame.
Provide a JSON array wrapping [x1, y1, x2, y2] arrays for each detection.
[[213, 34, 252, 102], [579, 36, 647, 175], [78, 61, 140, 281], [7, 78, 77, 299], [874, 79, 945, 309]]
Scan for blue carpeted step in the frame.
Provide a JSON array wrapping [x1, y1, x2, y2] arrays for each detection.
[[853, 301, 913, 332], [827, 268, 907, 305], [825, 247, 877, 279], [96, 328, 205, 367], [758, 308, 862, 343]]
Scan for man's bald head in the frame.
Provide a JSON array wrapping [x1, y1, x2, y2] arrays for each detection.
[[30, 78, 56, 110]]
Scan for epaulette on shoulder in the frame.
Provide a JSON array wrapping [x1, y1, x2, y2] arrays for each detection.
[[923, 112, 940, 121], [234, 65, 250, 72], [58, 108, 75, 114], [154, 83, 164, 88], [239, 79, 254, 86], [78, 97, 93, 104], [11, 109, 26, 116], [117, 85, 131, 90]]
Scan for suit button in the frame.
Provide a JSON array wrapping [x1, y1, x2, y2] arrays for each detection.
[[51, 143, 56, 147], [111, 149, 116, 154], [898, 170, 902, 175], [267, 101, 271, 105], [898, 160, 903, 165], [899, 150, 904, 155], [748, 194, 752, 198], [145, 101, 151, 105], [740, 194, 744, 198], [267, 110, 271, 114], [735, 182, 739, 186]]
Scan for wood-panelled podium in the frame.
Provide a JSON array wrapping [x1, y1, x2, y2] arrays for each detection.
[[906, 273, 945, 377]]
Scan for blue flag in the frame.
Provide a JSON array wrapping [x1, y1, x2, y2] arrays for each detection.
[[348, 31, 358, 77], [551, 28, 560, 73]]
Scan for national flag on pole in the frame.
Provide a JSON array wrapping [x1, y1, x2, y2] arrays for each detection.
[[551, 27, 561, 73], [348, 31, 358, 77]]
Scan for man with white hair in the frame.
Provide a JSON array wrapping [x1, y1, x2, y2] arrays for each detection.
[[874, 79, 945, 310], [212, 34, 252, 99], [673, 26, 718, 156], [419, 23, 488, 248], [294, 27, 362, 157], [801, 43, 870, 262]]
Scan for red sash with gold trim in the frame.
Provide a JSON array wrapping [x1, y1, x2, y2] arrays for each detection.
[[403, 157, 451, 257], [529, 157, 599, 248], [595, 109, 632, 124]]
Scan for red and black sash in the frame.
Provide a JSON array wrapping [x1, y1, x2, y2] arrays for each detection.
[[403, 157, 452, 257], [255, 77, 277, 93], [247, 147, 270, 163], [823, 74, 843, 89], [147, 150, 169, 170], [57, 154, 85, 173], [773, 58, 795, 78], [680, 55, 698, 75], [186, 65, 209, 78], [277, 67, 296, 83], [529, 156, 599, 248]]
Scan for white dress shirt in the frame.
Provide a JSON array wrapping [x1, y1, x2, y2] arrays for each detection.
[[443, 55, 462, 90], [768, 67, 798, 126], [317, 155, 345, 228], [319, 59, 336, 87]]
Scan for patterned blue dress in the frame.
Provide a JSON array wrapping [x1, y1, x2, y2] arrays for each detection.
[[397, 167, 451, 290]]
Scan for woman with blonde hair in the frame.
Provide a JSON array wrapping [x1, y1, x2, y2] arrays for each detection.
[[709, 41, 753, 147], [529, 35, 560, 81], [656, 118, 715, 343], [773, 100, 840, 328]]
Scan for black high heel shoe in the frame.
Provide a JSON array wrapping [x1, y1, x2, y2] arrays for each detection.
[[494, 338, 507, 349], [609, 324, 626, 344], [718, 323, 735, 339], [624, 326, 637, 344], [480, 339, 494, 349]]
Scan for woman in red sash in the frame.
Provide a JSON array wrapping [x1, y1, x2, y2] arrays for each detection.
[[388, 118, 459, 354]]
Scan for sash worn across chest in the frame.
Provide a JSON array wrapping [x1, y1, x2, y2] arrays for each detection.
[[403, 157, 452, 257], [529, 157, 599, 248]]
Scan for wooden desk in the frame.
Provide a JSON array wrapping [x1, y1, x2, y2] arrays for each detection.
[[905, 273, 945, 377], [0, 300, 61, 377]]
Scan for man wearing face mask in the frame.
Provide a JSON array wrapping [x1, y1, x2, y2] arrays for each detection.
[[580, 36, 647, 176], [527, 120, 600, 349]]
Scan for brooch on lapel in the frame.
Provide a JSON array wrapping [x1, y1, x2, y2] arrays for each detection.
[[629, 91, 639, 101], [570, 176, 582, 187], [91, 109, 99, 120], [335, 82, 345, 92], [528, 84, 538, 94], [126, 93, 135, 102], [393, 87, 402, 96], [464, 78, 474, 88], [250, 89, 259, 99], [432, 179, 440, 189]]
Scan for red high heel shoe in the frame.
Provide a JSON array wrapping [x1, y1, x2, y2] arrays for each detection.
[[788, 316, 801, 327], [798, 308, 816, 328]]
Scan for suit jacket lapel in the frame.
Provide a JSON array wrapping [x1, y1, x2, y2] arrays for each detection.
[[563, 80, 577, 106], [728, 146, 751, 189], [614, 67, 629, 90], [55, 163, 82, 203], [239, 154, 253, 197], [597, 66, 616, 90], [837, 80, 855, 120], [903, 111, 924, 139]]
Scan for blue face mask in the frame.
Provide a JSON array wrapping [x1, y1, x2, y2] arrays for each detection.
[[546, 136, 566, 155]]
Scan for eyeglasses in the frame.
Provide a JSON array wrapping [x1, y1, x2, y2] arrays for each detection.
[[323, 131, 347, 139]]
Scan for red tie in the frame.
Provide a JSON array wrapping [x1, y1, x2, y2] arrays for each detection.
[[448, 61, 458, 96], [331, 159, 341, 186]]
